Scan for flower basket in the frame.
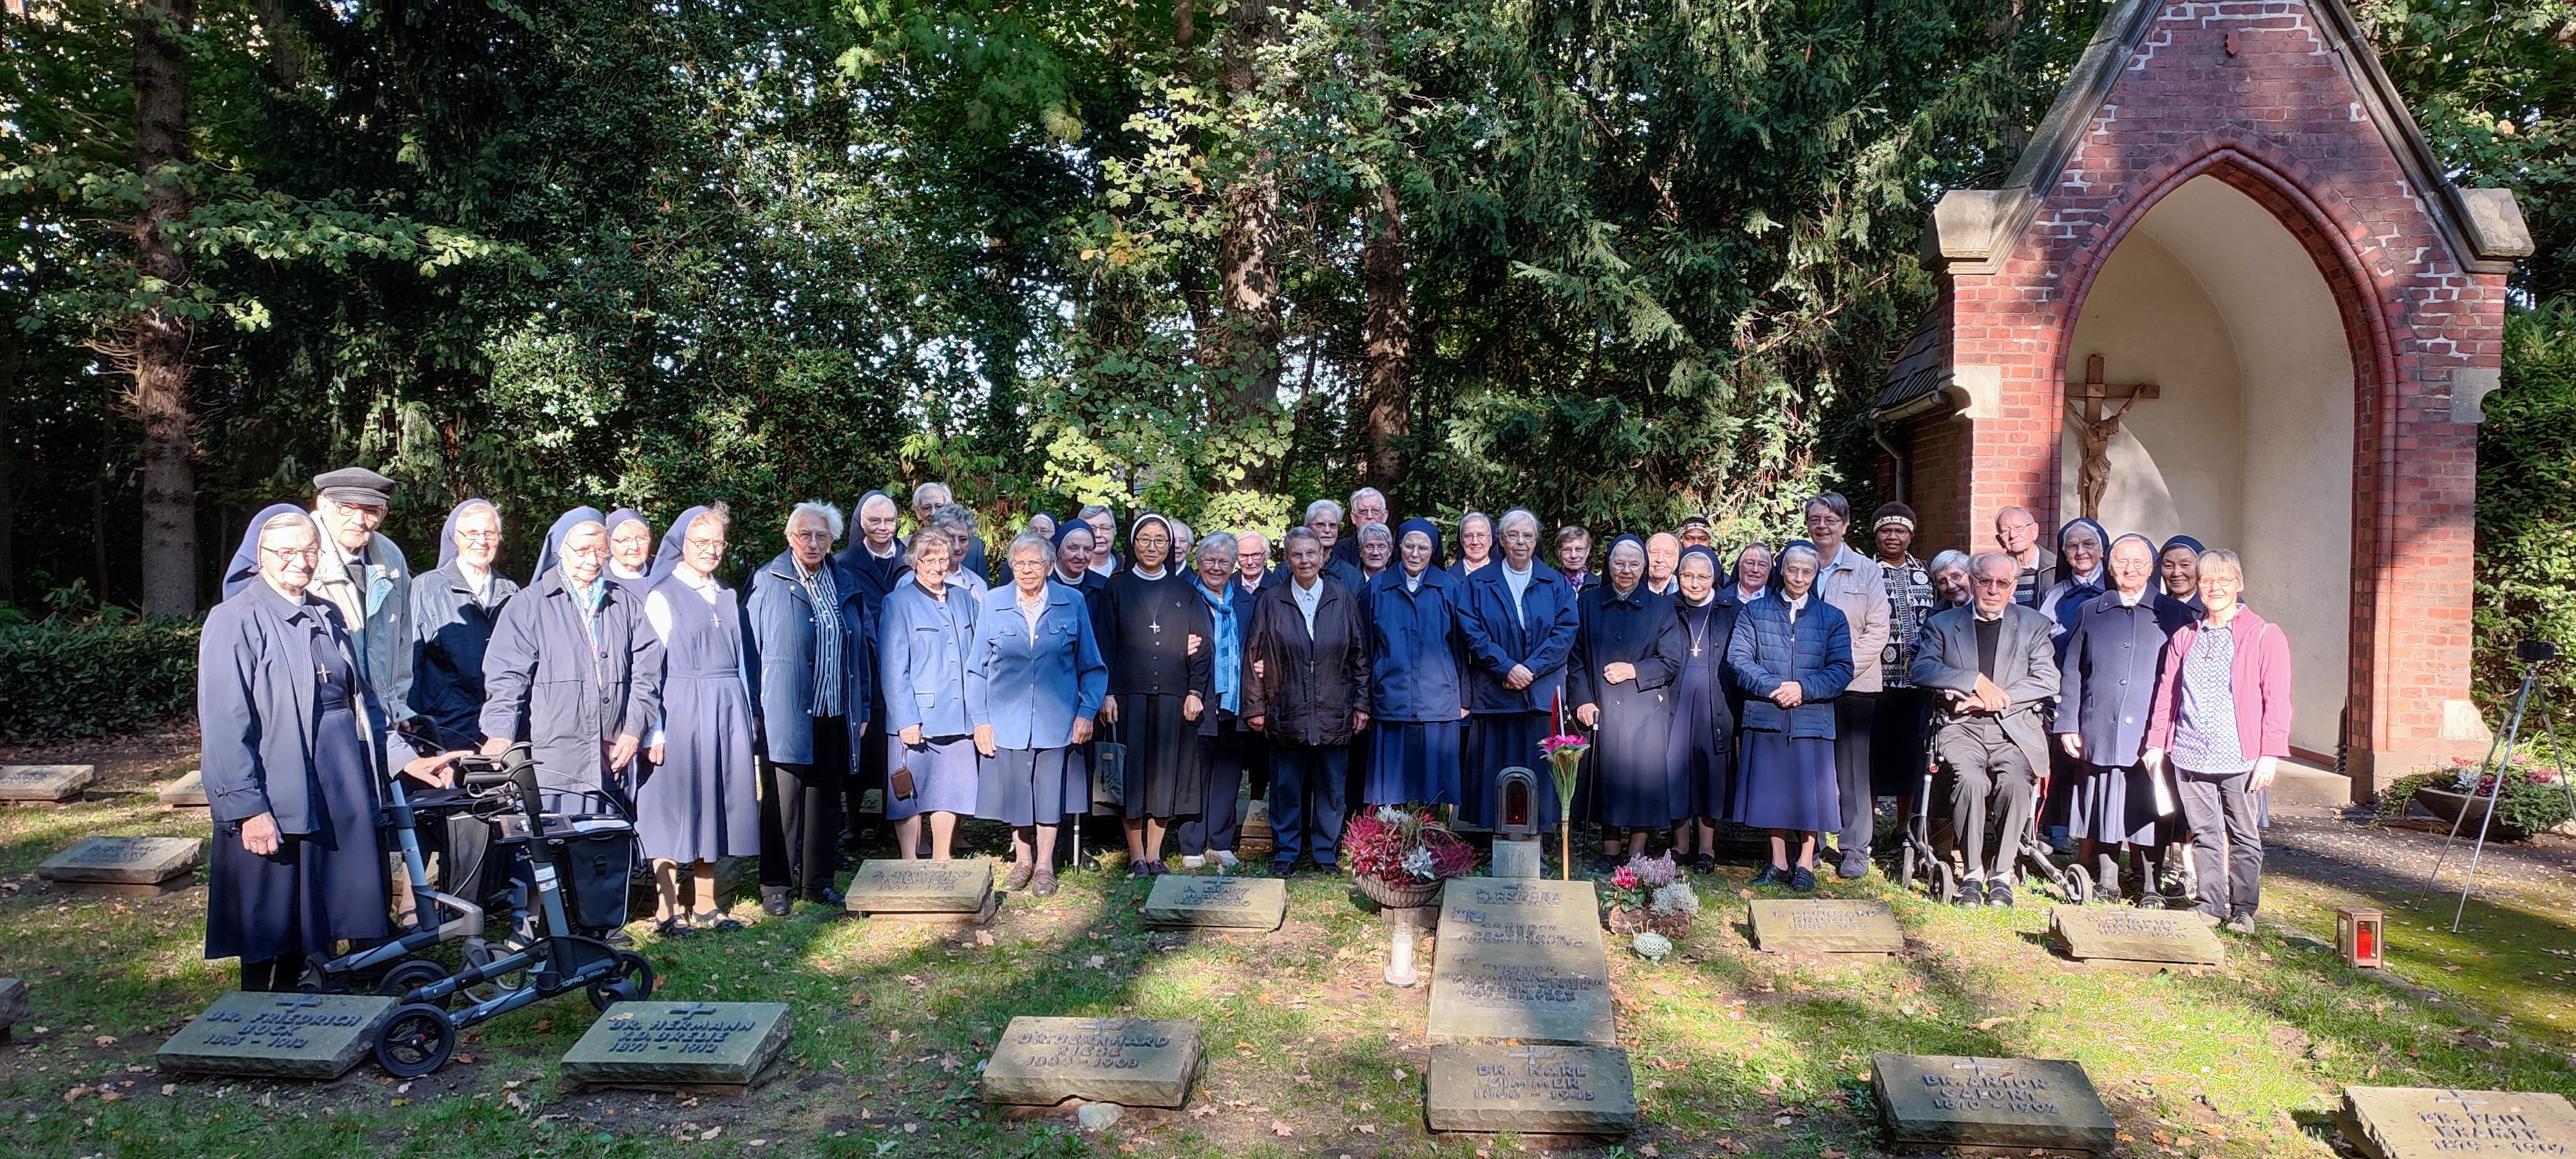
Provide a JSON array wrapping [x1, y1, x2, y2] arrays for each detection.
[[1602, 854, 1698, 938], [1607, 905, 1695, 939], [1355, 873, 1443, 910], [1340, 807, 1477, 909], [2412, 787, 2533, 842], [2378, 756, 2573, 842]]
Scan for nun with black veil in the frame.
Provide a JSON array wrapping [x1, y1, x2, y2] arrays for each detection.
[[1095, 513, 1213, 875], [1666, 544, 1741, 874], [201, 505, 468, 990]]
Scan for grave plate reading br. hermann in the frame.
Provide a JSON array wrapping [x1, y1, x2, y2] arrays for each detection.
[[2050, 905, 2226, 966], [1428, 878, 1615, 1046], [39, 836, 203, 895], [0, 764, 94, 804], [1748, 899, 1904, 954], [1426, 1044, 1637, 1135], [157, 992, 395, 1080], [1872, 1053, 2117, 1151], [844, 859, 997, 922], [1141, 874, 1286, 930], [2339, 1085, 2576, 1159], [981, 1016, 1202, 1108], [562, 1002, 792, 1091]]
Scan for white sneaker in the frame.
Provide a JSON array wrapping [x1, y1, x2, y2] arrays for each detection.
[[1211, 851, 1240, 869], [1180, 855, 1206, 870]]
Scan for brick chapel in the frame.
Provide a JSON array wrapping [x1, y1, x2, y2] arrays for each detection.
[[1870, 0, 2533, 797]]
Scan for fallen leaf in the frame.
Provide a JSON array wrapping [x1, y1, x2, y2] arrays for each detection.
[[63, 1085, 92, 1103], [1271, 1119, 1294, 1137], [701, 1126, 722, 1141], [1976, 1015, 2011, 1030], [99, 1091, 124, 1103], [94, 1035, 117, 1046], [1357, 1124, 1378, 1134], [1639, 1146, 1660, 1158], [159, 1084, 176, 1097], [904, 1122, 920, 1134], [534, 1019, 553, 1033], [1188, 1106, 1218, 1118]]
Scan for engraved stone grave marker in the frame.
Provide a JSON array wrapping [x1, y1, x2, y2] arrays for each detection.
[[2339, 1086, 2576, 1159], [1748, 899, 1905, 955], [39, 835, 202, 896], [1141, 874, 1286, 930], [980, 1016, 1202, 1107], [160, 769, 208, 808], [562, 1002, 792, 1092], [2050, 905, 2226, 966], [1872, 1053, 2117, 1151], [1426, 1043, 1637, 1135], [156, 992, 395, 1079], [0, 764, 94, 804], [0, 978, 28, 1042], [1427, 878, 1615, 1046], [844, 859, 998, 923]]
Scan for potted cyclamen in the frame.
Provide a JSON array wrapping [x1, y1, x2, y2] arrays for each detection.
[[1343, 807, 1478, 909], [1601, 852, 1699, 938]]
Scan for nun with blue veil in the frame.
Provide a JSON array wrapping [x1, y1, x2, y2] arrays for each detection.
[[605, 509, 658, 592], [1362, 518, 1469, 810], [201, 505, 468, 989], [636, 503, 761, 936]]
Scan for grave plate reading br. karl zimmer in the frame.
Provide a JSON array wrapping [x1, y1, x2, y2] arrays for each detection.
[[2051, 905, 2226, 966], [2339, 1085, 2576, 1159], [1141, 874, 1287, 930], [1748, 898, 1904, 955], [1428, 878, 1615, 1046], [844, 858, 998, 923], [0, 764, 94, 804], [1871, 1053, 2117, 1151], [1426, 1043, 1637, 1135], [562, 1001, 792, 1092], [157, 992, 395, 1080], [981, 1016, 1202, 1108], [39, 835, 203, 896]]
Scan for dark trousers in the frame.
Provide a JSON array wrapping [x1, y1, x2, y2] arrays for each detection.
[[761, 716, 848, 898], [1244, 728, 1272, 801], [845, 693, 889, 831], [1179, 717, 1249, 856], [1833, 691, 1879, 854], [1269, 741, 1349, 870], [1935, 714, 2034, 881], [2177, 769, 2263, 919]]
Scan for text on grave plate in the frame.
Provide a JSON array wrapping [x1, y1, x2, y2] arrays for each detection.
[[1917, 1073, 2061, 1115]]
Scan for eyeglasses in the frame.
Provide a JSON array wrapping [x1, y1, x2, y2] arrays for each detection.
[[564, 544, 610, 559], [261, 547, 321, 562], [685, 536, 724, 550], [455, 530, 501, 543]]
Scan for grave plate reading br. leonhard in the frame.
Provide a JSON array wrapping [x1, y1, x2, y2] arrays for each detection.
[[1748, 899, 1904, 954], [844, 859, 996, 921], [39, 835, 203, 894], [1427, 878, 1615, 1046], [2340, 1085, 2576, 1159], [562, 1002, 792, 1091], [1426, 1044, 1637, 1135], [0, 764, 94, 804], [1141, 874, 1286, 930], [156, 992, 395, 1080], [2050, 905, 2226, 966], [980, 1016, 1202, 1108], [1871, 1053, 2117, 1152]]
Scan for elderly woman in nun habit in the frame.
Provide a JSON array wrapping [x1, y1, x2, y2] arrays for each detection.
[[1452, 512, 1495, 579], [409, 498, 518, 749], [969, 530, 1108, 895], [1363, 519, 1470, 811], [482, 507, 661, 814], [2034, 516, 2109, 853], [1666, 545, 1741, 874], [1571, 534, 1687, 869], [879, 529, 983, 860], [1725, 541, 1854, 891], [2053, 532, 2196, 905], [637, 504, 761, 935], [1097, 513, 1213, 875], [1455, 508, 1582, 834], [2158, 536, 2206, 612], [201, 507, 468, 990], [605, 509, 656, 592]]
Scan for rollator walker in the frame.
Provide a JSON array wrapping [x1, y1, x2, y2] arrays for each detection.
[[1895, 704, 2095, 906]]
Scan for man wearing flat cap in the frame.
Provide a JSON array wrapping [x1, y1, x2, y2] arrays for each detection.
[[308, 467, 416, 717]]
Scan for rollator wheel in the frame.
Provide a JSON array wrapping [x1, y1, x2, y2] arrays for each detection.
[[589, 951, 656, 1012], [373, 1003, 457, 1078], [2066, 864, 2094, 906], [1933, 861, 1956, 905], [1898, 845, 1920, 893], [375, 958, 453, 1010]]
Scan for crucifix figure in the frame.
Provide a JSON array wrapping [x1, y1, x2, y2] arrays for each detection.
[[2065, 354, 2160, 521]]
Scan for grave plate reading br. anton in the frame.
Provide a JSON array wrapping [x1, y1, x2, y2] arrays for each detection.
[[980, 1016, 1202, 1108], [844, 859, 997, 922], [157, 992, 395, 1080], [0, 764, 94, 804], [159, 769, 208, 808], [1748, 899, 1904, 954], [1428, 878, 1615, 1046], [2050, 905, 2226, 966], [1872, 1053, 2117, 1151], [562, 1001, 792, 1091], [39, 835, 203, 894], [1141, 874, 1286, 930], [1426, 1044, 1636, 1135], [2339, 1085, 2576, 1159]]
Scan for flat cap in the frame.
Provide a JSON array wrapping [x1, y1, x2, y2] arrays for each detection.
[[312, 466, 397, 507]]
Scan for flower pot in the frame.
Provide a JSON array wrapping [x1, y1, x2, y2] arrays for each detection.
[[1607, 905, 1693, 939], [2412, 787, 2533, 842], [1354, 873, 1442, 910]]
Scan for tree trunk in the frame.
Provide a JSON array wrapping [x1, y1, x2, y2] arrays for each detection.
[[1987, 0, 2031, 155], [1214, 0, 1285, 487], [130, 0, 200, 616], [0, 323, 17, 605], [1354, 0, 1410, 491]]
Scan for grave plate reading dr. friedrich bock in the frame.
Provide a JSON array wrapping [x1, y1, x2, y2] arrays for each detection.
[[156, 992, 395, 1080], [1141, 874, 1287, 930], [1426, 1043, 1637, 1135], [2339, 1085, 2576, 1159], [1427, 878, 1615, 1046], [562, 1001, 793, 1092], [980, 1016, 1203, 1108], [1871, 1053, 2117, 1151]]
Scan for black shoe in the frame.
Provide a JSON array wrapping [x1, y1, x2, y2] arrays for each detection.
[[1986, 881, 2015, 908], [760, 886, 791, 917], [656, 917, 695, 938], [1749, 865, 1786, 887], [802, 887, 845, 907], [1788, 866, 1818, 891], [1693, 854, 1716, 876], [1954, 879, 1985, 907], [1272, 862, 1298, 878]]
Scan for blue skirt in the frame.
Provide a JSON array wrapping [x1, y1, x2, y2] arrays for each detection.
[[1364, 720, 1463, 807], [889, 735, 980, 819], [2072, 761, 2163, 846], [1734, 730, 1839, 833], [977, 746, 1079, 827]]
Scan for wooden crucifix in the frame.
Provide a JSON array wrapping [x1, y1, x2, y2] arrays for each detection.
[[2065, 353, 2160, 520]]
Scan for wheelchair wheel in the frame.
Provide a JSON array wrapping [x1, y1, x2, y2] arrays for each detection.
[[1933, 860, 1956, 905], [2065, 864, 2094, 906], [588, 951, 656, 1012], [373, 1003, 457, 1078], [375, 958, 453, 1010]]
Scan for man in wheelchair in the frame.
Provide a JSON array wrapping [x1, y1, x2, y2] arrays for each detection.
[[1908, 552, 2060, 907]]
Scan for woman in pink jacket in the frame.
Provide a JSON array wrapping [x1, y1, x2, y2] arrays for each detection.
[[2141, 548, 2291, 932]]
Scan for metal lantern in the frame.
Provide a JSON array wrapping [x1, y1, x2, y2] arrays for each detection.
[[1496, 766, 1539, 840], [2337, 907, 2385, 968]]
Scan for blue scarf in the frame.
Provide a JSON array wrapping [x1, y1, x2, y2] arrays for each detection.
[[1193, 576, 1242, 713]]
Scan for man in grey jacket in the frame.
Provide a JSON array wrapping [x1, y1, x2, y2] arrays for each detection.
[[308, 467, 415, 719], [1909, 551, 2060, 907]]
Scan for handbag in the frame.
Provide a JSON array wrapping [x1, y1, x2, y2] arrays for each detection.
[[1091, 719, 1127, 809]]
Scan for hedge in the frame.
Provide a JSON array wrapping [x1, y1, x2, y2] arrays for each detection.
[[0, 617, 200, 744]]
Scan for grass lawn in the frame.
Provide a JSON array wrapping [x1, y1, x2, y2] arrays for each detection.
[[3, 733, 2575, 1158]]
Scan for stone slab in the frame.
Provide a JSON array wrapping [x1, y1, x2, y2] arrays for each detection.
[[861, 889, 1001, 926], [159, 769, 208, 807], [1428, 878, 1615, 1046], [0, 764, 94, 804], [1490, 839, 1544, 880], [981, 1016, 1202, 1108], [39, 835, 202, 885], [1141, 875, 1285, 930], [0, 978, 27, 1034], [2339, 1086, 2576, 1159], [1426, 1044, 1637, 1135], [562, 1001, 792, 1090], [1748, 899, 1905, 954], [1872, 1053, 2117, 1152], [156, 992, 395, 1080], [843, 859, 994, 914], [2050, 905, 2226, 965]]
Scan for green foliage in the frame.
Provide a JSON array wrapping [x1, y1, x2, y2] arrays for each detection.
[[0, 616, 199, 743], [2475, 300, 2576, 716]]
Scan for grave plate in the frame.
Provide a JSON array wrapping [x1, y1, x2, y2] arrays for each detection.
[[2339, 1085, 2576, 1159], [844, 859, 994, 916], [1748, 899, 1904, 954], [39, 836, 203, 889], [2050, 905, 2226, 966], [1426, 1044, 1637, 1135], [563, 1001, 792, 1091], [1141, 875, 1286, 930], [160, 769, 208, 808], [0, 764, 94, 804], [1427, 878, 1615, 1046], [156, 992, 395, 1080], [1872, 1053, 2117, 1152], [980, 1016, 1202, 1108], [0, 978, 27, 1038]]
